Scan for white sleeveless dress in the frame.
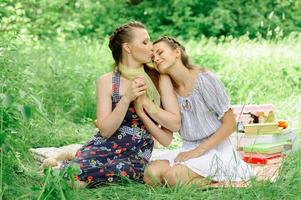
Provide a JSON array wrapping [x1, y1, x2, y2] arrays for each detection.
[[152, 71, 254, 182]]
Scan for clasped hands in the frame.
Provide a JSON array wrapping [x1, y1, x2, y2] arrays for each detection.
[[124, 76, 148, 115], [124, 78, 206, 163]]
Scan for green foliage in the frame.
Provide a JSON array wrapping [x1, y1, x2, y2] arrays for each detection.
[[1, 33, 301, 198], [0, 35, 95, 198], [1, 0, 301, 40], [1, 1, 301, 198], [187, 35, 301, 105]]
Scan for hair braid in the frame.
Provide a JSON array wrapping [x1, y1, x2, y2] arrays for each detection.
[[153, 36, 204, 70], [108, 21, 145, 69]]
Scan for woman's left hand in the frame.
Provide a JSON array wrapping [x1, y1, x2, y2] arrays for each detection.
[[174, 149, 201, 162]]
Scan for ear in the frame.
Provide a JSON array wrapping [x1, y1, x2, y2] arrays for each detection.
[[122, 43, 131, 54], [175, 47, 181, 59]]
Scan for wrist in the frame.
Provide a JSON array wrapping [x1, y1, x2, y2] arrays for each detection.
[[195, 146, 207, 155], [144, 101, 159, 114], [122, 95, 131, 105], [138, 111, 147, 119]]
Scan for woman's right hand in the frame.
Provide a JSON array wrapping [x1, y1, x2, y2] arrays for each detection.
[[134, 96, 145, 116], [124, 76, 147, 102]]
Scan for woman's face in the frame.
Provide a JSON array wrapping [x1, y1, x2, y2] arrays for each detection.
[[152, 41, 177, 73], [127, 28, 153, 63]]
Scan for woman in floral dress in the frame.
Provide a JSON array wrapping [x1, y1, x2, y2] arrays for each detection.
[[62, 22, 180, 188]]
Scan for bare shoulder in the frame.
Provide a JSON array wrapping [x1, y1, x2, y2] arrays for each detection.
[[159, 74, 172, 85], [97, 72, 113, 84], [158, 74, 174, 94], [96, 72, 113, 95], [192, 68, 207, 76]]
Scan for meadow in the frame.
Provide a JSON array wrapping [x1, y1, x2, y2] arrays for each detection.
[[1, 34, 301, 199]]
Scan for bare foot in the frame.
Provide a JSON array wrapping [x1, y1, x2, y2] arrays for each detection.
[[67, 180, 87, 188]]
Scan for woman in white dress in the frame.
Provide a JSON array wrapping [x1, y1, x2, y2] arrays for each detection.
[[143, 37, 254, 187]]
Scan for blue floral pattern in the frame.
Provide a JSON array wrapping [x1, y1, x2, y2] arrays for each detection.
[[62, 72, 153, 187]]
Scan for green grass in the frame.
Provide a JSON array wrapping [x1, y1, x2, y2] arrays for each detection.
[[1, 34, 301, 199]]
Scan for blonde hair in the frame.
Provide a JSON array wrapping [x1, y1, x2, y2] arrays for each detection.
[[108, 21, 160, 90], [153, 36, 203, 70], [108, 21, 146, 70]]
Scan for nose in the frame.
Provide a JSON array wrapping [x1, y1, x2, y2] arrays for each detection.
[[151, 53, 155, 61], [153, 54, 160, 62]]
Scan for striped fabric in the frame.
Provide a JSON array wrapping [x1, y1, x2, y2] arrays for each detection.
[[177, 71, 231, 144], [152, 71, 254, 181]]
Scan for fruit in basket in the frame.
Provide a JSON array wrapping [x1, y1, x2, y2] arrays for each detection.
[[278, 120, 288, 129]]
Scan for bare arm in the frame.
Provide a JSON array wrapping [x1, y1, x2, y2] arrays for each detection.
[[96, 73, 146, 138], [194, 109, 236, 154], [133, 75, 180, 147], [137, 111, 173, 147], [175, 109, 236, 162], [142, 74, 181, 132]]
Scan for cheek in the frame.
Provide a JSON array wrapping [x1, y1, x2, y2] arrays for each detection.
[[137, 46, 150, 53], [162, 53, 173, 63], [160, 54, 176, 69], [133, 46, 151, 58]]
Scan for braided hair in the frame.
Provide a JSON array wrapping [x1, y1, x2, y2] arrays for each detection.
[[108, 21, 145, 70], [153, 36, 197, 69], [108, 21, 160, 90]]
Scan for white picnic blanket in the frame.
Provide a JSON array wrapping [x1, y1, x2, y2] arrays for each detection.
[[29, 144, 82, 164], [30, 145, 282, 184]]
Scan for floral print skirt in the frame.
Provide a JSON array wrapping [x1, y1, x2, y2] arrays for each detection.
[[62, 127, 153, 187]]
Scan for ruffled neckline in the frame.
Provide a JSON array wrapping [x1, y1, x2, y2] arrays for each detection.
[[176, 71, 206, 100]]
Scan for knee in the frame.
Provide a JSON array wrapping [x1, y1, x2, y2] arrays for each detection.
[[143, 165, 158, 186], [163, 165, 191, 187], [143, 160, 170, 186], [164, 167, 179, 187]]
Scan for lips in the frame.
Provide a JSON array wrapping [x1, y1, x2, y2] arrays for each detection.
[[156, 61, 163, 68]]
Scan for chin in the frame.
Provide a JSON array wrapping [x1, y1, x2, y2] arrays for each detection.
[[157, 68, 168, 74], [157, 64, 170, 74], [142, 59, 152, 65]]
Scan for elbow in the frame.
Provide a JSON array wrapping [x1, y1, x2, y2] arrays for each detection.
[[160, 134, 173, 147], [97, 128, 109, 138], [173, 121, 181, 132], [161, 138, 172, 148], [162, 143, 169, 148], [95, 119, 111, 138], [169, 117, 181, 132], [97, 125, 112, 139]]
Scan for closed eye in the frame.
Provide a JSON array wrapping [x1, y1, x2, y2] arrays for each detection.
[[143, 39, 150, 45]]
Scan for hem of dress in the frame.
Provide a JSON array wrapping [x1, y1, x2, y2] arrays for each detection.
[[151, 158, 253, 182], [186, 164, 252, 182]]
